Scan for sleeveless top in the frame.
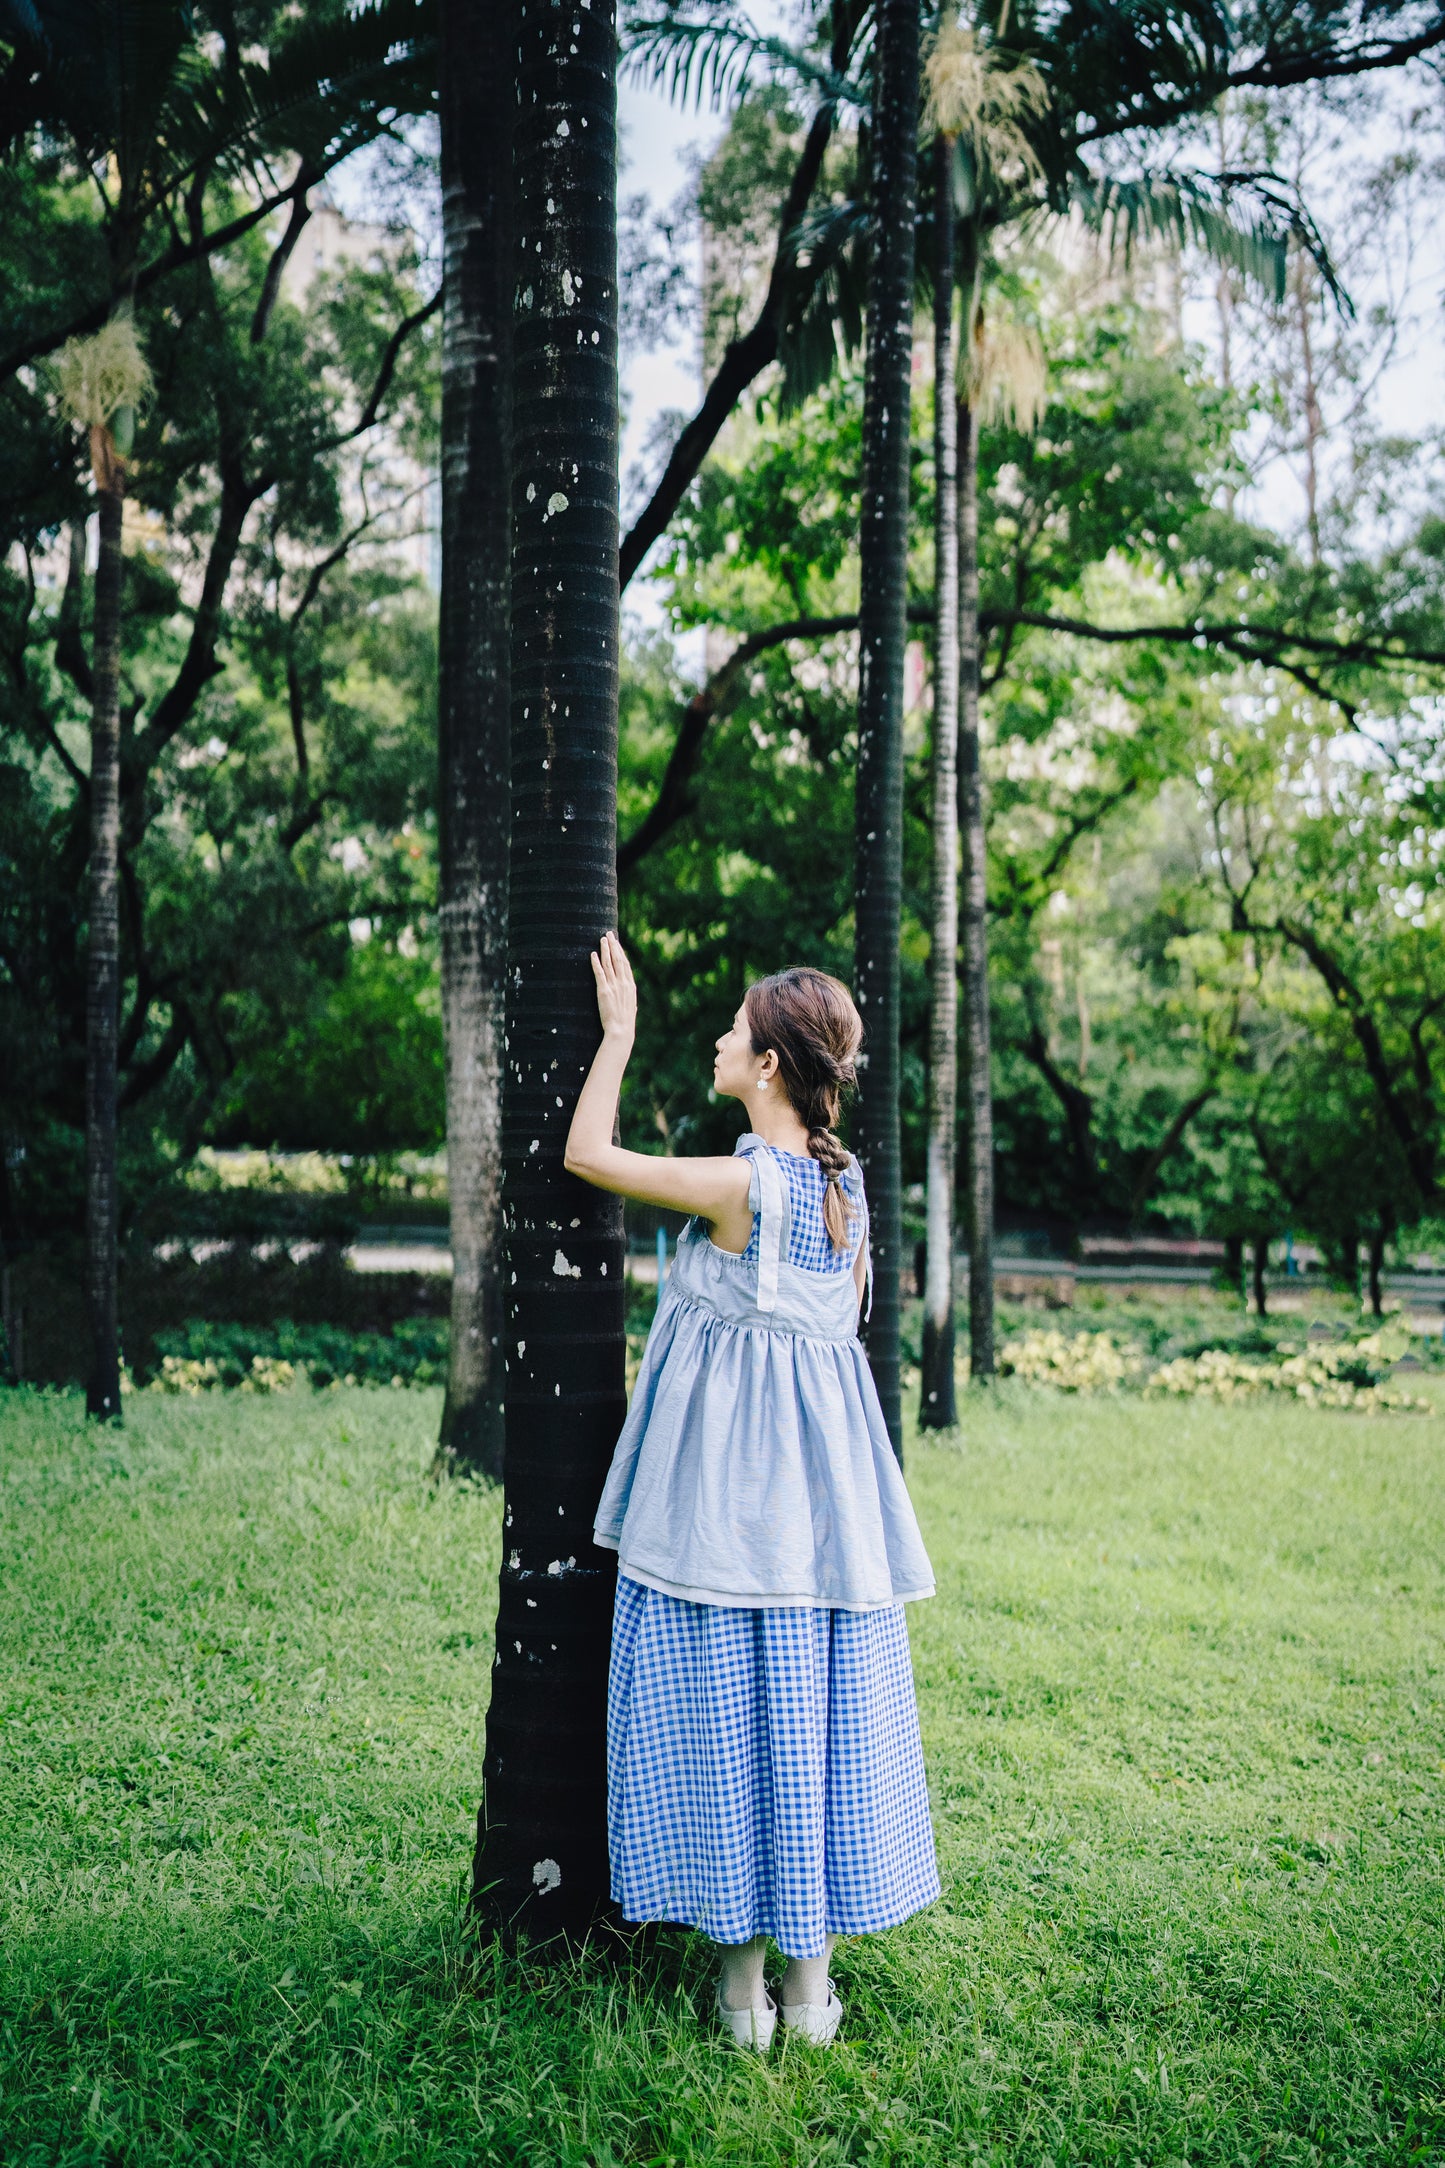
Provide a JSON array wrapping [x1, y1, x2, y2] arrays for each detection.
[[593, 1134, 936, 1611]]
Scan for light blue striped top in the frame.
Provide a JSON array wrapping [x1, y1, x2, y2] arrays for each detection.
[[593, 1133, 935, 1611]]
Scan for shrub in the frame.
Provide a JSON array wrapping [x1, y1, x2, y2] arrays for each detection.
[[147, 1317, 447, 1391], [992, 1324, 1429, 1413]]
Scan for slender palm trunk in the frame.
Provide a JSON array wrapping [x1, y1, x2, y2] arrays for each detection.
[[471, 0, 626, 1943], [85, 472, 124, 1420], [434, 0, 515, 1482], [853, 0, 920, 1462], [957, 388, 994, 1379], [919, 133, 958, 1431]]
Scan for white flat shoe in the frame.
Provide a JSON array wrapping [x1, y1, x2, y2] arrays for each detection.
[[715, 1985, 777, 2051], [779, 1981, 843, 2047]]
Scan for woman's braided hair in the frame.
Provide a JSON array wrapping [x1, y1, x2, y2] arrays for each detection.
[[744, 967, 864, 1253]]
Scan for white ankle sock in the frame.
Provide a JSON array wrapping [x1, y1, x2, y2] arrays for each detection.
[[781, 1934, 836, 2008], [717, 1934, 768, 2011]]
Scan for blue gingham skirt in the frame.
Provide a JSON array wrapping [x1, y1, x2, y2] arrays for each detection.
[[607, 1574, 940, 1957]]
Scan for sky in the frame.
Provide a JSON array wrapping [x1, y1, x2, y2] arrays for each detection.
[[617, 70, 721, 637], [617, 46, 1442, 641], [334, 23, 1441, 643]]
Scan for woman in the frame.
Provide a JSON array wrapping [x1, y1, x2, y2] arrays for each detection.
[[565, 936, 938, 2050]]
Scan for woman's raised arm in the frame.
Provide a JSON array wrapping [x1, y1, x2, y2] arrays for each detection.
[[564, 934, 753, 1245]]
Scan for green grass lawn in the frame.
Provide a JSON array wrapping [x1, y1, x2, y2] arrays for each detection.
[[1, 1384, 1442, 2166]]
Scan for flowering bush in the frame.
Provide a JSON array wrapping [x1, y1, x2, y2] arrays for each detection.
[[995, 1326, 1430, 1414], [239, 1356, 298, 1394], [998, 1329, 1146, 1392], [151, 1352, 298, 1395], [1147, 1334, 1428, 1414]]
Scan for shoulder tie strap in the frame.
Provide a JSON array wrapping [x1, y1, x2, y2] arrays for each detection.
[[753, 1146, 785, 1314]]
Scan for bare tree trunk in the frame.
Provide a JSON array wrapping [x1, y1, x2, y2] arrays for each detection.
[[434, 0, 515, 1483], [853, 0, 920, 1462], [1367, 1225, 1386, 1319], [1293, 249, 1324, 569], [1251, 1235, 1269, 1318], [85, 479, 124, 1421], [920, 132, 957, 1432], [471, 0, 626, 1945], [957, 393, 994, 1380]]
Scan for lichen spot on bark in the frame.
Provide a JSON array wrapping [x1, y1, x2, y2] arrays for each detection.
[[533, 1859, 562, 1893]]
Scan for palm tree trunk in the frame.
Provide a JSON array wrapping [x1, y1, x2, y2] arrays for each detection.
[[958, 388, 995, 1380], [919, 132, 958, 1432], [471, 0, 626, 1944], [85, 473, 124, 1421], [434, 0, 515, 1483], [853, 0, 921, 1463]]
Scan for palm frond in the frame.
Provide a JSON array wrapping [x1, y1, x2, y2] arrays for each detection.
[[623, 9, 865, 115], [178, 0, 437, 181], [1075, 168, 1349, 313], [966, 310, 1046, 429], [926, 19, 1048, 162], [776, 198, 869, 413]]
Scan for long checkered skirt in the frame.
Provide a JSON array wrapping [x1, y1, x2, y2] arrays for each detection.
[[607, 1575, 940, 1958]]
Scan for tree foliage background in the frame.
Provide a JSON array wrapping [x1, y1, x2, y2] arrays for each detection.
[[4, 1, 1445, 1296]]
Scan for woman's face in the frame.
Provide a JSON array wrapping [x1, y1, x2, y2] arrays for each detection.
[[713, 1002, 768, 1102]]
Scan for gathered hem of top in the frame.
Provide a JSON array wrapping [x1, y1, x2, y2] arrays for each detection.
[[661, 1284, 863, 1346], [594, 1539, 935, 1612]]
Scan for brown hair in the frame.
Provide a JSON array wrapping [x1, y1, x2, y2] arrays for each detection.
[[744, 967, 863, 1252]]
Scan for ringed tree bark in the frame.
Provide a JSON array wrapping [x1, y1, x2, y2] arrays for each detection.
[[434, 0, 516, 1482], [853, 0, 921, 1461], [57, 312, 150, 1422], [85, 464, 125, 1422], [957, 339, 995, 1382], [919, 127, 958, 1431], [471, 0, 627, 1943]]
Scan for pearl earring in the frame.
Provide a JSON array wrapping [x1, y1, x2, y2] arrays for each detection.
[[756, 1078, 768, 1091]]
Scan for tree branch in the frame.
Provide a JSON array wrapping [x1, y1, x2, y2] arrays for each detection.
[[0, 177, 339, 385], [1127, 1086, 1216, 1221], [53, 520, 95, 706], [315, 288, 442, 453], [997, 608, 1445, 673], [1028, 778, 1141, 907], [617, 608, 930, 873], [1077, 21, 1445, 147], [129, 456, 259, 789], [618, 82, 840, 592], [120, 1003, 193, 1111], [1020, 1013, 1097, 1182], [250, 166, 319, 344], [1235, 901, 1440, 1203], [1408, 993, 1445, 1108], [280, 789, 341, 852], [617, 598, 1445, 871]]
